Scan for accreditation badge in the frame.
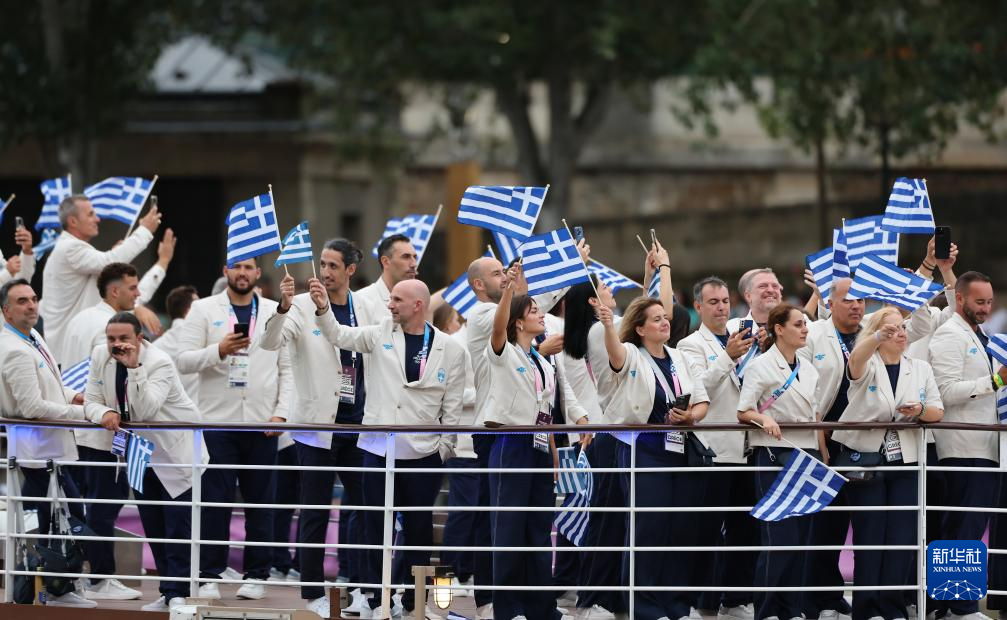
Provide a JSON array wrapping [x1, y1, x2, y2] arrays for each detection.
[[665, 430, 686, 454], [228, 352, 250, 388], [339, 365, 357, 404], [533, 411, 553, 453]]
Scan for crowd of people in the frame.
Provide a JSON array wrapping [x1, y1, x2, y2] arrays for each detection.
[[1, 192, 1006, 620]]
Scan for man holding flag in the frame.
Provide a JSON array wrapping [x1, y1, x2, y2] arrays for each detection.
[[0, 223, 35, 287]]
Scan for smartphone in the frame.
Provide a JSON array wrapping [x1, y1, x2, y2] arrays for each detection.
[[673, 393, 691, 411], [935, 226, 951, 260], [739, 319, 754, 338], [649, 228, 658, 246], [573, 226, 584, 242], [14, 216, 24, 229], [234, 323, 250, 338]]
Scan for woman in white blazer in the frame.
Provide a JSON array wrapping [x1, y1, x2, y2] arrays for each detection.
[[832, 306, 943, 620], [737, 303, 822, 620], [484, 265, 588, 620], [598, 295, 710, 620]]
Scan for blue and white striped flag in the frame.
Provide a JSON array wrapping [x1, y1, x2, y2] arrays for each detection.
[[588, 260, 640, 294], [751, 449, 845, 521], [226, 193, 282, 267], [126, 432, 155, 494], [986, 334, 1007, 367], [997, 387, 1007, 423], [883, 178, 935, 235], [443, 271, 478, 319], [0, 195, 13, 227], [520, 228, 591, 296], [60, 358, 90, 393], [847, 254, 944, 312], [275, 221, 313, 267], [833, 228, 851, 278], [34, 228, 59, 260], [807, 230, 850, 303], [492, 230, 522, 266], [554, 448, 593, 546], [37, 175, 71, 230], [371, 213, 437, 263], [839, 215, 900, 269], [647, 271, 661, 298], [555, 447, 592, 494], [83, 177, 153, 226], [458, 185, 547, 241]]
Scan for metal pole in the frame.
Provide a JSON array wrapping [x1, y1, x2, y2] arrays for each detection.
[[190, 429, 203, 598], [917, 429, 928, 614], [4, 451, 16, 603], [380, 433, 397, 616], [629, 434, 637, 620]]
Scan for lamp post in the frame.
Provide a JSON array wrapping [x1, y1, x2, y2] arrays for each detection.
[[412, 565, 455, 612]]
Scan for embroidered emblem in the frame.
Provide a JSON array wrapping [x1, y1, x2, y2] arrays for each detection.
[[312, 329, 321, 336], [708, 355, 717, 362], [213, 320, 224, 327], [851, 452, 861, 462], [630, 370, 637, 378], [437, 368, 446, 383], [869, 385, 878, 393], [38, 362, 44, 369], [969, 347, 979, 355], [382, 343, 393, 350], [517, 366, 527, 374], [96, 379, 104, 386], [815, 353, 826, 361]]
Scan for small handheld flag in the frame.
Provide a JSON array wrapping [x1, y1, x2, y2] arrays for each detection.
[[371, 212, 438, 263], [519, 228, 591, 296], [554, 448, 593, 546], [83, 177, 155, 226], [588, 260, 640, 294], [442, 272, 478, 319], [840, 215, 899, 269], [883, 178, 935, 234], [986, 334, 1007, 367], [458, 185, 547, 241], [0, 194, 13, 227], [997, 387, 1007, 423], [846, 254, 944, 312], [806, 231, 849, 304], [492, 230, 522, 266], [226, 193, 282, 267], [647, 270, 661, 298], [37, 175, 72, 230], [751, 449, 845, 521], [34, 228, 59, 260], [60, 358, 90, 393], [126, 432, 155, 494], [275, 221, 313, 267]]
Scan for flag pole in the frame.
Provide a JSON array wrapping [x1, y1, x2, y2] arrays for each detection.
[[269, 184, 303, 278], [3, 194, 15, 209], [636, 234, 649, 254], [562, 218, 599, 299], [124, 174, 159, 240], [417, 204, 444, 268], [486, 245, 497, 260], [68, 173, 73, 194], [747, 420, 849, 482]]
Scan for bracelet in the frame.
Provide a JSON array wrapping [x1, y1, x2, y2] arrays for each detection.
[[921, 262, 936, 271], [659, 264, 672, 271], [995, 373, 1005, 388]]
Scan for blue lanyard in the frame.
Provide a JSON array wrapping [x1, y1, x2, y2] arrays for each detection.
[[4, 323, 33, 344], [228, 296, 258, 336], [835, 327, 852, 362], [758, 362, 800, 413], [346, 291, 356, 327]]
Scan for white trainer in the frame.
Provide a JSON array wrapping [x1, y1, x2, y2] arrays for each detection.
[[85, 578, 143, 600], [690, 608, 703, 620], [47, 590, 98, 608], [222, 566, 243, 581], [575, 605, 617, 619], [475, 603, 495, 619], [308, 594, 331, 619], [948, 614, 993, 620], [142, 595, 169, 612], [452, 575, 474, 598], [342, 589, 373, 619], [287, 568, 302, 582], [236, 579, 267, 600], [269, 567, 288, 582], [718, 604, 755, 620], [558, 590, 578, 608], [169, 597, 186, 610], [198, 582, 221, 599]]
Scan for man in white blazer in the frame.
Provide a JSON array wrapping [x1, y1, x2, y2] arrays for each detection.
[[85, 312, 208, 612], [354, 233, 417, 326], [175, 257, 293, 600], [679, 276, 757, 620], [261, 238, 368, 617], [0, 225, 35, 286], [150, 285, 201, 400], [314, 276, 465, 619], [0, 279, 95, 608], [40, 195, 165, 364], [725, 268, 783, 383]]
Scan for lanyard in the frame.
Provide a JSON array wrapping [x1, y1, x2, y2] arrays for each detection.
[[758, 362, 800, 413], [835, 327, 854, 363], [640, 346, 682, 406], [413, 323, 432, 379], [227, 296, 258, 340], [525, 347, 555, 410], [5, 323, 58, 373], [338, 291, 358, 365], [736, 335, 759, 378]]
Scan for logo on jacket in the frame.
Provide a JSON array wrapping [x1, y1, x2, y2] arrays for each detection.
[[213, 320, 224, 327], [516, 366, 526, 374], [630, 370, 637, 378], [382, 343, 393, 350], [869, 385, 878, 393], [437, 368, 446, 383], [708, 355, 717, 362], [815, 353, 826, 361], [312, 329, 321, 336], [969, 347, 979, 356]]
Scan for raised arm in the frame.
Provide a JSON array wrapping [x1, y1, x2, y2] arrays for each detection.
[[261, 274, 304, 351], [311, 278, 380, 353], [490, 264, 519, 356], [593, 302, 626, 372], [653, 241, 675, 317], [848, 323, 897, 381]]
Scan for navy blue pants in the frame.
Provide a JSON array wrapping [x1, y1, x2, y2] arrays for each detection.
[[199, 430, 278, 580], [361, 450, 443, 612], [937, 457, 999, 616], [617, 434, 698, 620], [489, 434, 561, 620], [20, 466, 84, 535], [753, 447, 813, 620], [296, 434, 363, 600], [803, 439, 851, 618], [845, 459, 917, 620], [986, 465, 1007, 610], [696, 460, 758, 610], [136, 469, 192, 600], [576, 433, 628, 614], [78, 445, 130, 582], [442, 456, 480, 580], [271, 444, 301, 574], [472, 434, 496, 608]]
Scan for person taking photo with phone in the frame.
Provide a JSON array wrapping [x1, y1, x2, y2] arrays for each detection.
[[0, 217, 35, 286]]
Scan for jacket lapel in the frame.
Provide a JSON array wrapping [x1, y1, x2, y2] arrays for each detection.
[[417, 329, 446, 386], [873, 351, 898, 413], [392, 326, 407, 381], [771, 346, 813, 406], [700, 323, 739, 388], [892, 354, 913, 408]]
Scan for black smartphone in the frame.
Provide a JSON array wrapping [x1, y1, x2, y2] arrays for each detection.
[[739, 319, 754, 338], [573, 226, 584, 242], [673, 393, 691, 411], [234, 323, 250, 338], [14, 216, 24, 229], [935, 226, 951, 260]]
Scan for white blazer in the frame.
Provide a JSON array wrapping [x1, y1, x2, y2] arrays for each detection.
[[316, 311, 466, 461], [83, 343, 209, 498], [62, 301, 119, 452], [833, 352, 942, 464], [261, 292, 365, 448], [150, 318, 200, 402], [0, 327, 84, 466], [800, 317, 854, 416], [738, 344, 820, 449], [40, 228, 153, 365], [907, 292, 957, 361], [586, 318, 622, 411], [929, 313, 1002, 462], [450, 327, 478, 459], [354, 276, 392, 326], [0, 251, 36, 286], [175, 291, 293, 424], [679, 324, 746, 463]]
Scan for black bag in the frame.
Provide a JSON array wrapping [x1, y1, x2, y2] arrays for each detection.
[[686, 433, 717, 467], [832, 447, 884, 482]]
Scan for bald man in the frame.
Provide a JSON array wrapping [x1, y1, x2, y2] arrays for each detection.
[[310, 276, 466, 618]]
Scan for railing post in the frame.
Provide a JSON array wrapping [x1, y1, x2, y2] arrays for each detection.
[[4, 443, 16, 603], [190, 428, 203, 598], [917, 429, 928, 615], [380, 432, 397, 616], [629, 432, 637, 620]]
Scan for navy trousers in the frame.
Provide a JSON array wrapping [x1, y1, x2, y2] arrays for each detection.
[[803, 439, 852, 618], [489, 434, 562, 620], [696, 460, 758, 610], [986, 465, 1007, 610], [296, 434, 364, 600], [361, 451, 443, 612], [472, 434, 496, 608], [576, 433, 628, 614], [617, 433, 698, 620], [441, 456, 480, 580], [271, 444, 301, 574], [78, 445, 130, 583], [753, 447, 814, 620], [21, 466, 84, 535], [199, 430, 278, 580], [136, 469, 192, 601]]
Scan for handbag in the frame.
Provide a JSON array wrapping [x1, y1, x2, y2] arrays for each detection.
[[832, 447, 884, 482], [686, 432, 717, 467]]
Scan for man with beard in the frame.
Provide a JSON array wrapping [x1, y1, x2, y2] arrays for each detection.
[[355, 233, 417, 326], [176, 257, 292, 601]]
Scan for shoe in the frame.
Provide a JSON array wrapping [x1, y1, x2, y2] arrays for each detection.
[[343, 589, 373, 619], [142, 595, 169, 612], [269, 567, 288, 582], [222, 566, 243, 581], [820, 611, 852, 620], [475, 603, 494, 619], [308, 595, 332, 619], [452, 575, 474, 598], [237, 579, 267, 600], [337, 574, 351, 584], [403, 607, 444, 620], [558, 590, 578, 608], [575, 605, 617, 619], [691, 609, 703, 620], [84, 578, 143, 600], [947, 614, 993, 620], [867, 617, 885, 620], [47, 590, 98, 608], [169, 597, 187, 610], [288, 568, 302, 582], [719, 605, 755, 620], [198, 582, 221, 599]]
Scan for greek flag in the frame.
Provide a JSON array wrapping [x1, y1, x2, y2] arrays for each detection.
[[587, 260, 640, 294], [883, 178, 935, 234], [126, 432, 155, 494], [0, 195, 12, 227], [806, 231, 850, 303], [839, 215, 900, 269], [554, 449, 593, 546], [555, 447, 592, 494], [648, 271, 661, 298], [997, 387, 1007, 423], [60, 358, 90, 393], [442, 271, 478, 319], [847, 254, 944, 312], [275, 221, 313, 267], [751, 449, 845, 521], [458, 185, 547, 241], [986, 334, 1007, 367], [37, 175, 71, 230], [520, 228, 591, 296], [226, 193, 282, 267], [492, 230, 522, 266], [371, 214, 436, 263], [83, 177, 153, 226], [34, 228, 59, 260]]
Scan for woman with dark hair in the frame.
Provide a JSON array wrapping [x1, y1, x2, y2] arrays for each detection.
[[484, 263, 589, 620], [597, 295, 711, 620], [736, 303, 823, 620]]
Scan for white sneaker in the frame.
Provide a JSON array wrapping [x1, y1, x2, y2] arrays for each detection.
[[575, 605, 617, 619], [288, 568, 302, 582], [222, 566, 243, 581], [308, 595, 331, 619], [198, 582, 221, 599], [475, 603, 494, 619], [948, 614, 993, 620], [343, 589, 373, 619], [403, 607, 444, 620], [558, 590, 578, 607], [452, 575, 474, 598], [142, 595, 169, 612], [84, 578, 143, 600], [719, 604, 755, 620], [820, 611, 851, 620], [269, 567, 288, 582], [169, 597, 186, 610], [236, 579, 267, 600], [691, 609, 703, 620], [47, 590, 98, 608]]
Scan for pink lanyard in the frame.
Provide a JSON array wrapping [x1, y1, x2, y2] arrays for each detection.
[[526, 348, 554, 407]]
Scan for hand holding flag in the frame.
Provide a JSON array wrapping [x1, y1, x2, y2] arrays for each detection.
[[275, 221, 314, 270]]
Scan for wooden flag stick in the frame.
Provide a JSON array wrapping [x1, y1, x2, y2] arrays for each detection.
[[68, 173, 73, 193], [636, 234, 649, 254], [562, 218, 599, 298], [3, 194, 15, 209], [124, 174, 158, 240], [417, 204, 444, 268], [486, 244, 497, 260]]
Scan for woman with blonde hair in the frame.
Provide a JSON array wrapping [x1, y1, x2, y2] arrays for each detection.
[[832, 306, 943, 620]]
